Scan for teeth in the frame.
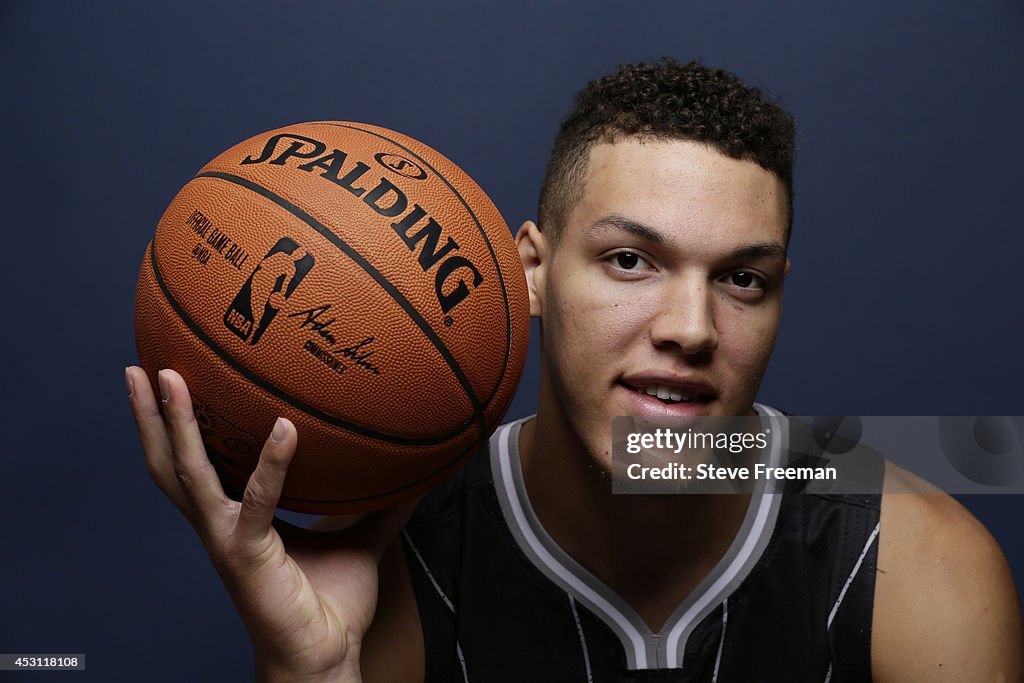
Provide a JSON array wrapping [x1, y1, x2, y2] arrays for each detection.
[[643, 384, 697, 403]]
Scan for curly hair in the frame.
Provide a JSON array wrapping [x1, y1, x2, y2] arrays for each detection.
[[538, 58, 796, 244]]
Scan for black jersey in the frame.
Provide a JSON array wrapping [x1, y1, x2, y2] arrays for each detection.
[[403, 407, 883, 682]]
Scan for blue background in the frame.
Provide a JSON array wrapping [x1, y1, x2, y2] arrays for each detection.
[[1, 1, 1021, 680]]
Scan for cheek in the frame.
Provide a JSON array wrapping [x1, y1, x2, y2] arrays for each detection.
[[550, 273, 641, 352], [715, 301, 781, 375]]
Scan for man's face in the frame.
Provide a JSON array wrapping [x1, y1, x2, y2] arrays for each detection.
[[528, 137, 790, 469]]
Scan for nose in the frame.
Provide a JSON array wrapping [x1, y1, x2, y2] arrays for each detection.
[[648, 274, 719, 355]]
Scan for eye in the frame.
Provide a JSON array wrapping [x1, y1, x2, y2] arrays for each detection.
[[615, 252, 641, 269], [726, 271, 766, 289], [605, 250, 652, 272]]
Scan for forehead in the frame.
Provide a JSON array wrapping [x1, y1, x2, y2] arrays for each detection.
[[567, 138, 788, 249]]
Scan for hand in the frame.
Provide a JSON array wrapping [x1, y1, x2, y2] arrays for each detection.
[[126, 366, 413, 682]]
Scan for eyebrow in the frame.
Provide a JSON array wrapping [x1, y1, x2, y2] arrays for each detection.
[[585, 214, 667, 245], [731, 243, 788, 260], [584, 214, 787, 260]]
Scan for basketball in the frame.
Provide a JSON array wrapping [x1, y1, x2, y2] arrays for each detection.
[[134, 122, 530, 514]]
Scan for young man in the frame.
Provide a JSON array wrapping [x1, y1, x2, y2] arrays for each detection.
[[127, 59, 1023, 681]]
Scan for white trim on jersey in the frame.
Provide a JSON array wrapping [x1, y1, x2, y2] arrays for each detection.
[[492, 405, 787, 670], [664, 411, 785, 666], [494, 427, 650, 665]]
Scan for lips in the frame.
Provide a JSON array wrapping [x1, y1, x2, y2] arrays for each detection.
[[618, 376, 717, 417]]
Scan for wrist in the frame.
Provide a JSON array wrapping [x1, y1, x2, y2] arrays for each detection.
[[255, 654, 361, 683]]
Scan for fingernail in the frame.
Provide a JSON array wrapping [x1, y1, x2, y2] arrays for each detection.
[[271, 417, 287, 443], [158, 370, 170, 403], [125, 367, 135, 400]]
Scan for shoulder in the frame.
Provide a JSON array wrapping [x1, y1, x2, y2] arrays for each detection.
[[872, 463, 1023, 682]]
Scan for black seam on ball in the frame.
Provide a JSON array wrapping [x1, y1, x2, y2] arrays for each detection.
[[320, 122, 514, 409]]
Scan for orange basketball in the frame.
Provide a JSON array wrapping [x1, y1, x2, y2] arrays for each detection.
[[134, 122, 530, 514]]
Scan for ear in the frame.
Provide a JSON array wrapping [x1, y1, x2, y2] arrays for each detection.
[[515, 220, 548, 318], [784, 256, 792, 275]]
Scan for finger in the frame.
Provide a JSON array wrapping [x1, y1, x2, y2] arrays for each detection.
[[234, 417, 296, 546], [126, 365, 191, 515], [158, 369, 230, 525]]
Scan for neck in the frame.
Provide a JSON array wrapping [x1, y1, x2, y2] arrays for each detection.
[[519, 407, 753, 632]]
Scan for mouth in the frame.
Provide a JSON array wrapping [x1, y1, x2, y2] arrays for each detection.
[[618, 377, 717, 416], [634, 383, 709, 404]]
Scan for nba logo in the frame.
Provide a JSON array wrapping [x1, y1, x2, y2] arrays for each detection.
[[225, 237, 315, 345]]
